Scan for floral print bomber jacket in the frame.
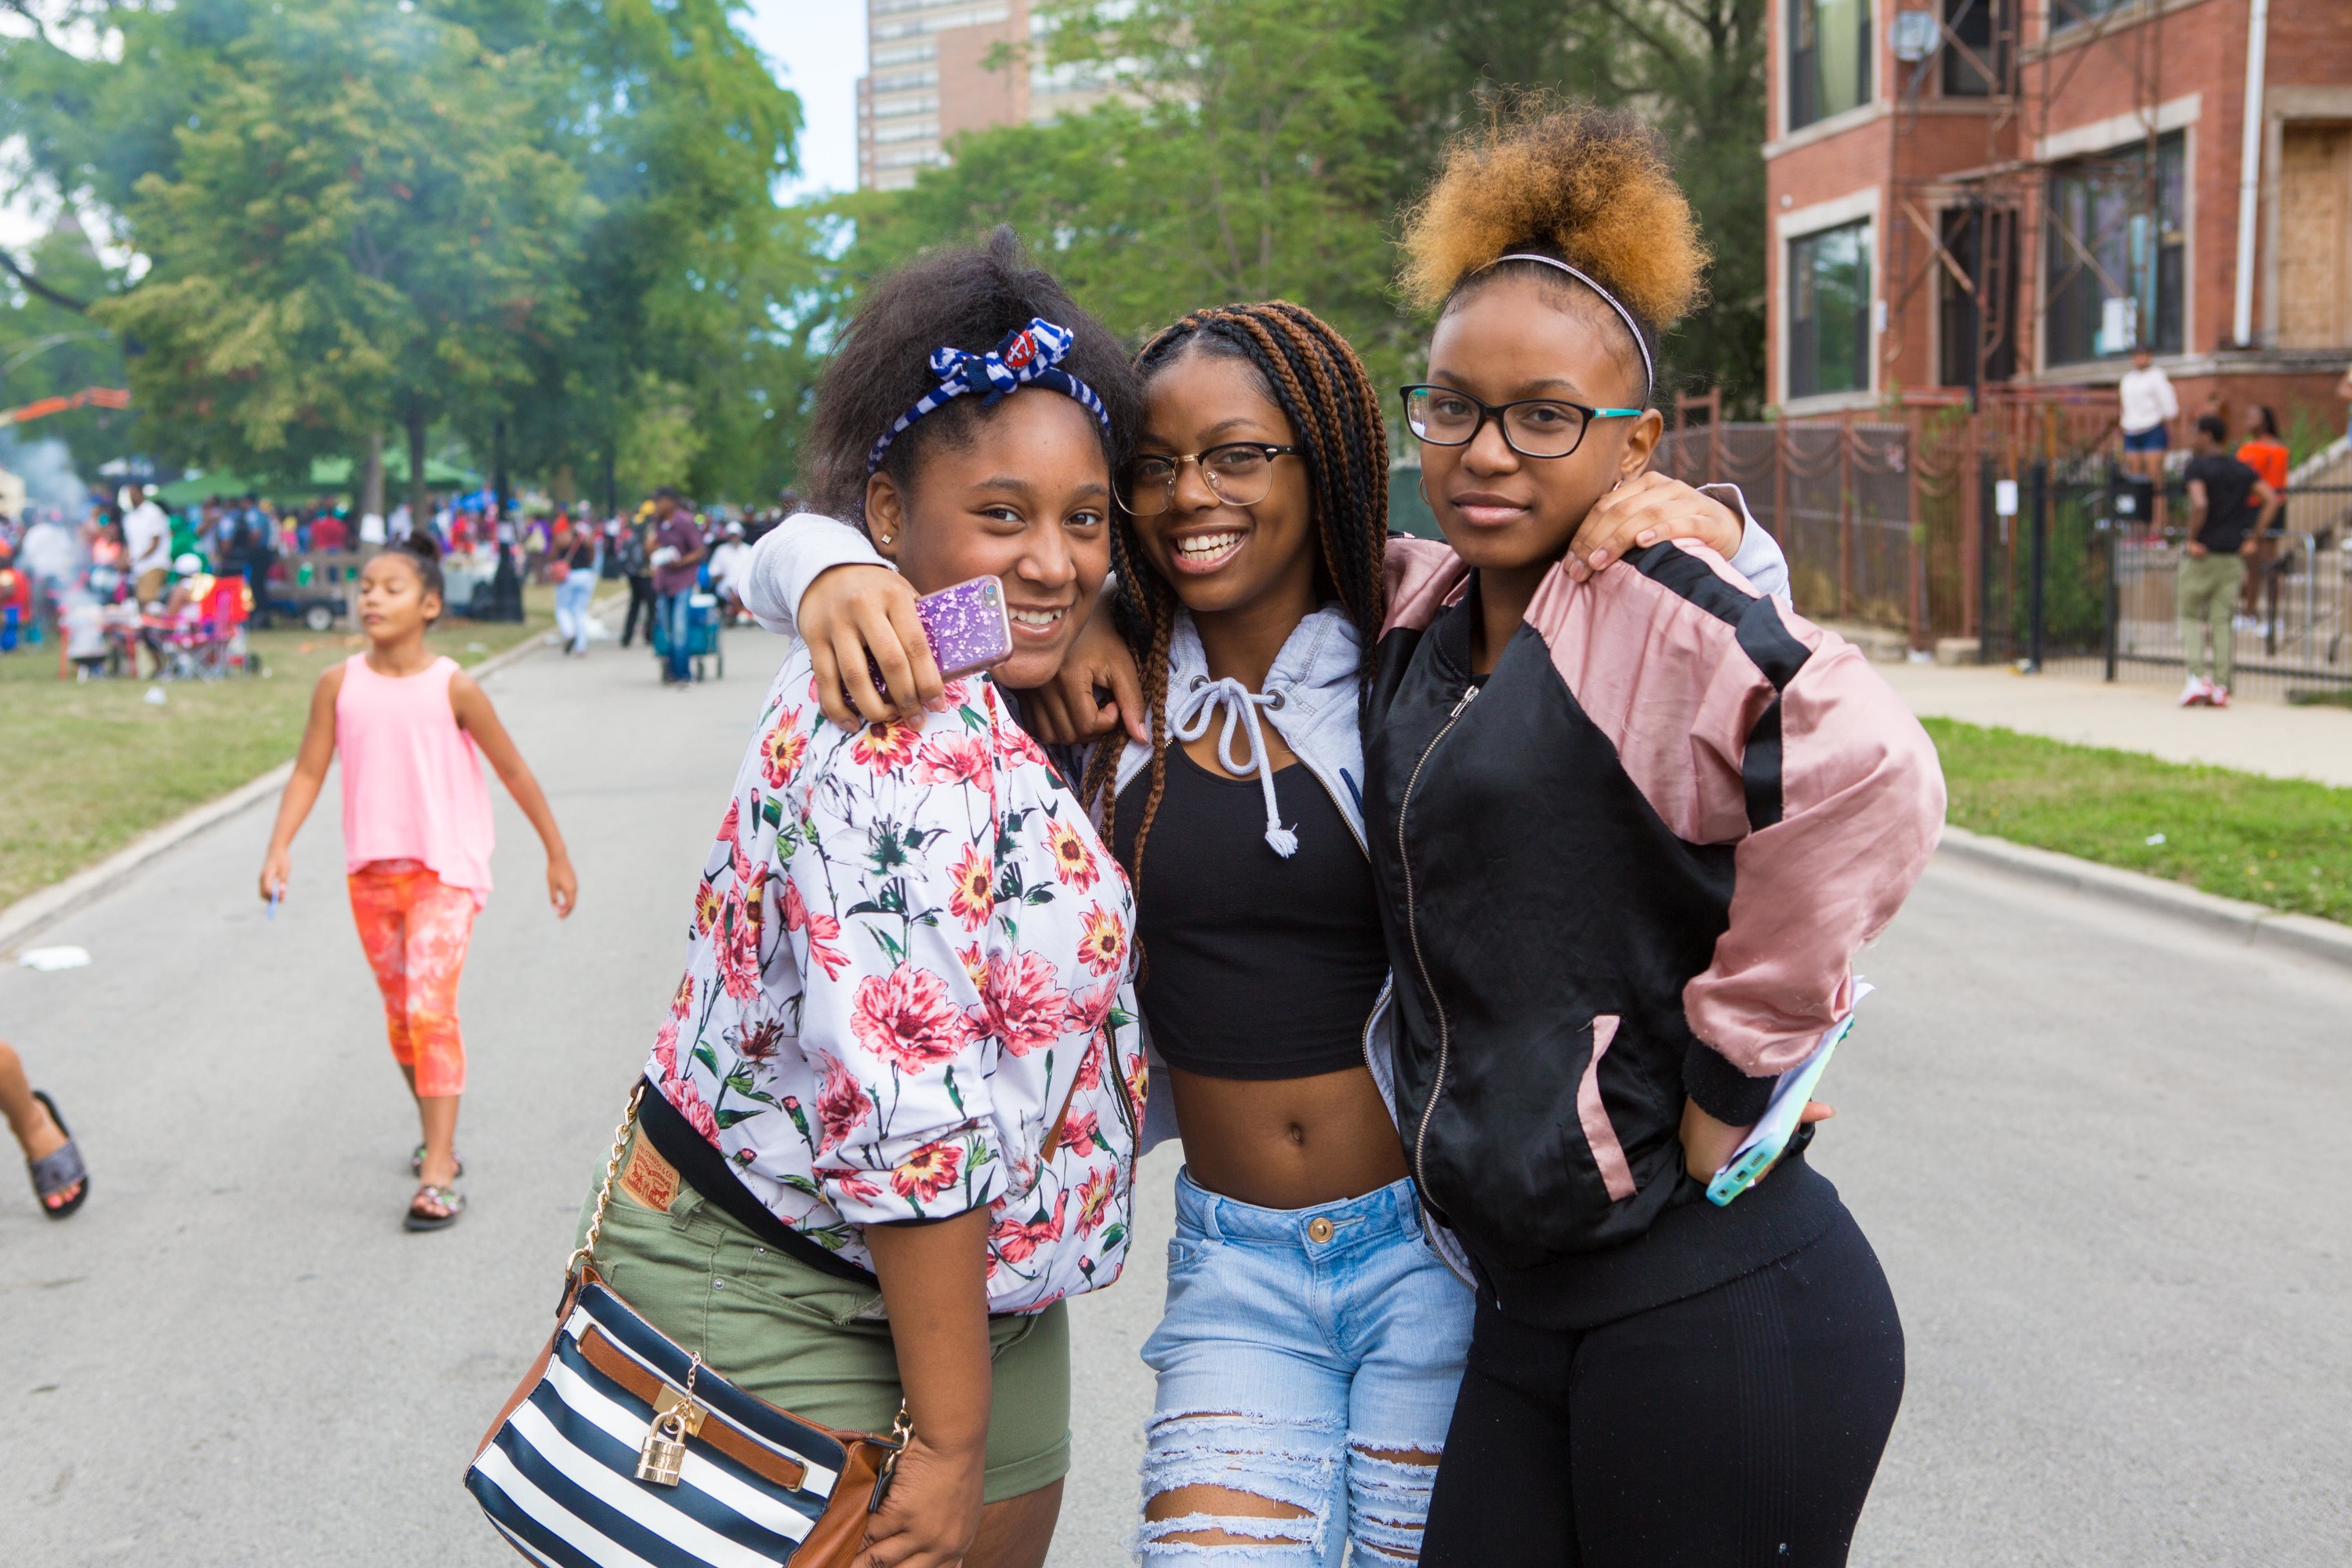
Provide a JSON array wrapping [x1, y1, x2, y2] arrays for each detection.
[[644, 647, 1145, 1312]]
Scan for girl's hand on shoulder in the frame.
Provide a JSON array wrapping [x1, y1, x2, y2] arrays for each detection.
[[854, 1434, 985, 1568], [546, 854, 577, 919], [1014, 593, 1145, 747], [1567, 472, 1744, 583], [804, 564, 941, 732]]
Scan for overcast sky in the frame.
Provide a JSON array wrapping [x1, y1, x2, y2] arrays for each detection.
[[744, 1, 866, 200]]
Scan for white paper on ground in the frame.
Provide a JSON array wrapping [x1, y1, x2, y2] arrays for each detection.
[[19, 946, 93, 971]]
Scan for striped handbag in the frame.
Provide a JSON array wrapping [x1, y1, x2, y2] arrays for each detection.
[[466, 1087, 908, 1568]]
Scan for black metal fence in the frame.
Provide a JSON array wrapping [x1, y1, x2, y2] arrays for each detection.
[[1984, 467, 2352, 701]]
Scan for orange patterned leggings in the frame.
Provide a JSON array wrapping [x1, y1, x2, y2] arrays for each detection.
[[347, 858, 477, 1097]]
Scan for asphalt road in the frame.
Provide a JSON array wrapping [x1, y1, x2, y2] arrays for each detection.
[[2, 635, 2347, 1566]]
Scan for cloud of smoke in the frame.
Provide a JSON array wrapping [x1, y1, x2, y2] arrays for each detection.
[[0, 429, 92, 519]]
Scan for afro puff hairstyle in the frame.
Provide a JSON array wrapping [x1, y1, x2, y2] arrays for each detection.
[[1398, 96, 1708, 392], [805, 226, 1144, 529]]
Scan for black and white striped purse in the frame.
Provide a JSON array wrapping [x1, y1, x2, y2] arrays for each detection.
[[466, 1087, 908, 1567]]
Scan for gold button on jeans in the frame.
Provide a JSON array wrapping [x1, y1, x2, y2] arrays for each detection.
[[1307, 1218, 1336, 1243]]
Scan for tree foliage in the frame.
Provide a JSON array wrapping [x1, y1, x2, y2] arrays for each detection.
[[855, 0, 1769, 412], [0, 0, 811, 501]]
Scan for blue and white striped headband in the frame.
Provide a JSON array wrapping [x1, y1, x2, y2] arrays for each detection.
[[866, 318, 1112, 474], [1487, 253, 1654, 405]]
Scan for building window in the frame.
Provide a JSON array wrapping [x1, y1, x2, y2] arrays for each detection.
[[2051, 0, 2129, 28], [1937, 205, 2016, 388], [1788, 220, 1874, 399], [1940, 0, 2004, 97], [2045, 130, 2185, 365], [1788, 0, 1871, 131]]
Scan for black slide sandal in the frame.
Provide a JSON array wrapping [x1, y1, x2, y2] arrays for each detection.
[[27, 1090, 89, 1220]]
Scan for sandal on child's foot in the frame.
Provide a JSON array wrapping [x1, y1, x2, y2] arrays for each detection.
[[404, 1183, 466, 1232], [26, 1091, 89, 1221], [408, 1144, 464, 1179]]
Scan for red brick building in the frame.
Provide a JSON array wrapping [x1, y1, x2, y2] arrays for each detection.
[[1764, 0, 2352, 439]]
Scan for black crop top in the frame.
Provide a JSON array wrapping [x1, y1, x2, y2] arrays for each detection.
[[1112, 746, 1388, 1080]]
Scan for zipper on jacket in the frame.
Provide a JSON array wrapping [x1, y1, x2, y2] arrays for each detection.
[[1402, 681, 1479, 1200]]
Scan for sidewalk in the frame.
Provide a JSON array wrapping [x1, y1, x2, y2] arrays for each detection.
[[1877, 660, 2352, 787]]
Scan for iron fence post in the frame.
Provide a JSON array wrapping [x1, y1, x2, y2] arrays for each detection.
[[2027, 459, 2049, 674], [2117, 465, 2136, 686], [1979, 456, 1997, 664]]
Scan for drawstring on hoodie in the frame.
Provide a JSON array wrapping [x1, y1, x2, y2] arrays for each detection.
[[1167, 676, 1298, 857]]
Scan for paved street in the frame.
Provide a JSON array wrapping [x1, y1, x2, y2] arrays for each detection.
[[3, 636, 2347, 1566]]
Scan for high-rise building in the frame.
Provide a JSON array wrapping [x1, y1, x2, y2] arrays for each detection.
[[856, 0, 1111, 191]]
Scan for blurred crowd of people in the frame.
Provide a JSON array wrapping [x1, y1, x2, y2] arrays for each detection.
[[0, 481, 795, 679]]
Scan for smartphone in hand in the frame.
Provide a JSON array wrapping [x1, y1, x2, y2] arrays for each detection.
[[858, 575, 1015, 707]]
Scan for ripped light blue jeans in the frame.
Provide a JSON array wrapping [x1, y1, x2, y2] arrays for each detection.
[[1138, 1169, 1475, 1565]]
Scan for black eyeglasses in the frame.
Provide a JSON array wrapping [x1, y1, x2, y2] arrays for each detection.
[[1119, 442, 1300, 516], [1399, 385, 1642, 461]]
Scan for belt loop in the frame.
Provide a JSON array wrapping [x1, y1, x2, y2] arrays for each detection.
[[1196, 1184, 1224, 1244]]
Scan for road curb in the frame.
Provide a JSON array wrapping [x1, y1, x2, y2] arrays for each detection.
[[0, 626, 560, 959], [1937, 824, 2352, 970]]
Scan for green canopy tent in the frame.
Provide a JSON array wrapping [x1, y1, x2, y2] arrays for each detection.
[[154, 455, 477, 507]]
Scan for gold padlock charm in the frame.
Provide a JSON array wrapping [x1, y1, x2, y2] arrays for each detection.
[[636, 1366, 705, 1488], [636, 1411, 689, 1486]]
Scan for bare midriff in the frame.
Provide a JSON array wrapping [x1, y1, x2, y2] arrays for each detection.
[[1167, 1061, 1410, 1211]]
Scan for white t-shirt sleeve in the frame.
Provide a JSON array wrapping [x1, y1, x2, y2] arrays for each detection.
[[1699, 483, 1793, 607], [740, 512, 891, 638]]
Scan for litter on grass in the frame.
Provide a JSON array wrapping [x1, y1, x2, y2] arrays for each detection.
[[19, 946, 92, 971], [2145, 833, 2167, 846]]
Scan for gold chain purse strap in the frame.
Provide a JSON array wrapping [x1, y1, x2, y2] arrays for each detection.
[[558, 1079, 916, 1508], [567, 1081, 644, 1279]]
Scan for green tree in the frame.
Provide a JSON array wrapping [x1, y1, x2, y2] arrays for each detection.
[[89, 0, 582, 520], [0, 214, 132, 469]]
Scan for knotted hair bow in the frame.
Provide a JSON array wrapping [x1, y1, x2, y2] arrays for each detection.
[[866, 318, 1113, 474]]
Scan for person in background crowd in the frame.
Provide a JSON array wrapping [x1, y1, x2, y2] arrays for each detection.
[[2178, 413, 2279, 709], [648, 487, 705, 686], [705, 519, 750, 619], [615, 509, 655, 648], [258, 532, 577, 1231], [2, 1039, 87, 1219], [123, 483, 172, 607], [550, 515, 601, 656], [389, 499, 413, 542], [2236, 405, 2292, 619], [311, 508, 349, 554], [237, 494, 278, 629]]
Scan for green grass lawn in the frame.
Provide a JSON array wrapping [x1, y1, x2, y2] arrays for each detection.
[[1928, 717, 2352, 924], [0, 587, 558, 910]]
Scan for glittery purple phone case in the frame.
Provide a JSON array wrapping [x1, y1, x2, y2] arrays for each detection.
[[916, 575, 1014, 677]]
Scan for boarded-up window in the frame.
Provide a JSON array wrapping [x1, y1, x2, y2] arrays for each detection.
[[2279, 125, 2352, 349]]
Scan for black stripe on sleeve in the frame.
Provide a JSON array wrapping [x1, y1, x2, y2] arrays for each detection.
[[1742, 696, 1785, 829]]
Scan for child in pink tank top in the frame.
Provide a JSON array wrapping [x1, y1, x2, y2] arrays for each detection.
[[259, 535, 577, 1232]]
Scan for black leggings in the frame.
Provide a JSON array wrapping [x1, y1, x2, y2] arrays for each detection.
[[1423, 1208, 1904, 1568]]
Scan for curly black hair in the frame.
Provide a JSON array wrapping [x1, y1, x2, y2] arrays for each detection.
[[806, 227, 1145, 529]]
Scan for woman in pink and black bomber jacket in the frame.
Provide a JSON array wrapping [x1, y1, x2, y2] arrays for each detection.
[[1378, 107, 1947, 1566]]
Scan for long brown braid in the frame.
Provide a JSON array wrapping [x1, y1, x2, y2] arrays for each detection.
[[1081, 301, 1391, 907]]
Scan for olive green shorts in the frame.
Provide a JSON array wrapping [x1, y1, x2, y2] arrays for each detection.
[[575, 1123, 1071, 1504]]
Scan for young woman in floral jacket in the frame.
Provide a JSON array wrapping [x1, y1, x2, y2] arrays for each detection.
[[590, 231, 1149, 1568]]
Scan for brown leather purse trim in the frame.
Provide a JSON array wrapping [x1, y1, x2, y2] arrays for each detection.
[[576, 1327, 811, 1494]]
